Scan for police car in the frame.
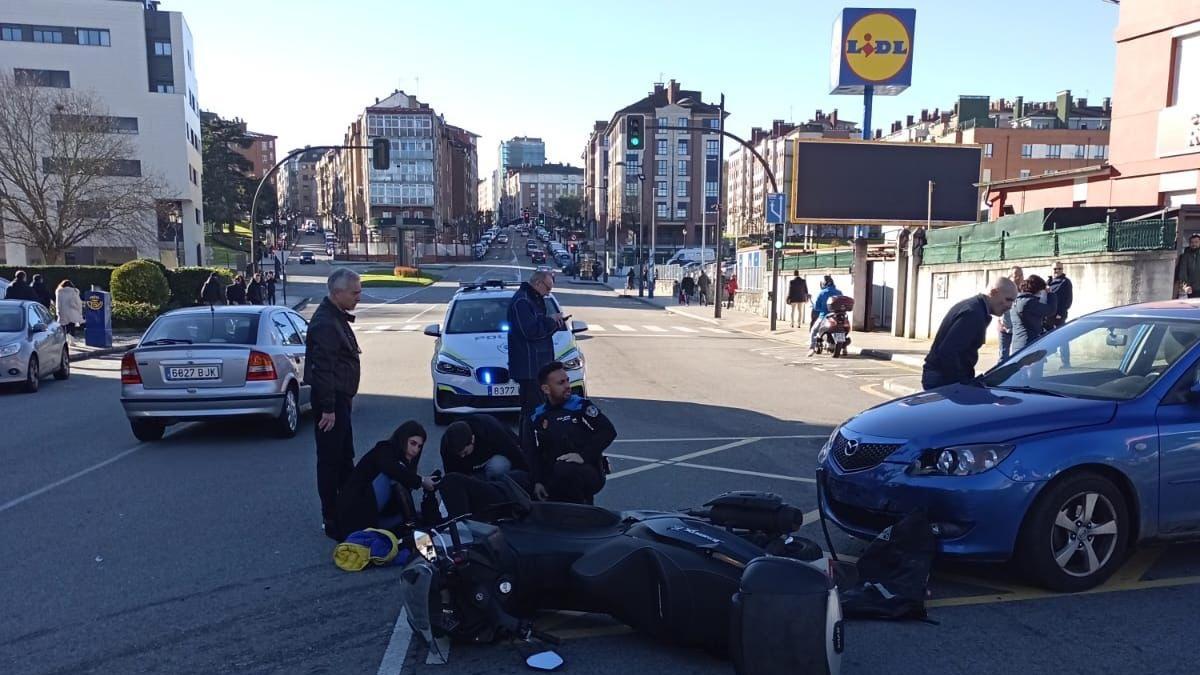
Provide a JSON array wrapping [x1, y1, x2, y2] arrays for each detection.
[[424, 280, 588, 425]]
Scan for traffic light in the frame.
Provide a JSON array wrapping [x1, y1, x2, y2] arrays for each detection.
[[773, 224, 785, 250], [626, 114, 644, 150], [522, 209, 530, 224], [538, 213, 546, 226], [371, 138, 390, 170]]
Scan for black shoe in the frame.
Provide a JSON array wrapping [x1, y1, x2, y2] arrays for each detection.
[[322, 518, 341, 541]]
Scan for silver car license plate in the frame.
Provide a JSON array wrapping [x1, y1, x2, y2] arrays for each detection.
[[488, 383, 519, 397], [165, 365, 221, 381]]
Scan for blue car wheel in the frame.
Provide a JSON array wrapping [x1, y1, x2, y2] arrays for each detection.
[[1016, 471, 1130, 592]]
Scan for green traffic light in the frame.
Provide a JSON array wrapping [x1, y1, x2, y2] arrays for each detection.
[[631, 138, 640, 146]]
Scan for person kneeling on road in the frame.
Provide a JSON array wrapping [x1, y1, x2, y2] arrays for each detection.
[[526, 361, 616, 505], [439, 414, 530, 487], [330, 420, 438, 541]]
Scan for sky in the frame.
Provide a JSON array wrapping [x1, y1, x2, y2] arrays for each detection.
[[178, 0, 1120, 177]]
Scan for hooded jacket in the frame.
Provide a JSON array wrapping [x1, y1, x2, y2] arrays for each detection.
[[506, 281, 559, 380]]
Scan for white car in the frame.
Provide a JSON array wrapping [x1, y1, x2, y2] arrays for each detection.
[[424, 280, 587, 425]]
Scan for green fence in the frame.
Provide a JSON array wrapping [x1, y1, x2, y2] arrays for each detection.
[[924, 219, 1176, 265], [780, 249, 855, 271]]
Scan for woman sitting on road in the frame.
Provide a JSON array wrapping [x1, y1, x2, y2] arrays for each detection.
[[330, 420, 438, 541]]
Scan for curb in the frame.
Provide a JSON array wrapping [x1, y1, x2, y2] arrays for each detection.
[[291, 297, 310, 312], [855, 348, 926, 369], [70, 343, 135, 362]]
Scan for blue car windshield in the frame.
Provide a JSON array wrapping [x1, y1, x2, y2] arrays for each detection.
[[446, 296, 559, 334], [982, 316, 1200, 401]]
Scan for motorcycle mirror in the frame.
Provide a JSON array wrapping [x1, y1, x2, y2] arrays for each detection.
[[525, 650, 564, 671]]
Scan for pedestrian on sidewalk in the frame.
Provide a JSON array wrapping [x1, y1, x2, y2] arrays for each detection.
[[681, 275, 696, 306], [1048, 261, 1074, 367], [30, 274, 52, 309], [626, 267, 635, 291], [200, 272, 225, 305], [247, 272, 266, 305], [997, 266, 1024, 362], [921, 277, 1017, 390], [808, 276, 842, 356], [725, 274, 738, 309], [3, 270, 35, 301], [225, 274, 247, 305], [1177, 234, 1200, 298], [266, 271, 278, 305], [787, 271, 810, 328], [54, 279, 83, 338], [697, 270, 711, 306], [305, 268, 363, 539], [1010, 274, 1052, 355], [507, 270, 566, 451]]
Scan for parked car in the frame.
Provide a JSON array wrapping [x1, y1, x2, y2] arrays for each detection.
[[819, 300, 1200, 591], [531, 250, 547, 264], [298, 251, 316, 265], [424, 280, 587, 425], [0, 300, 70, 393], [120, 306, 312, 441]]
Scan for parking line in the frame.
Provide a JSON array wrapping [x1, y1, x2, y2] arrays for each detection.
[[614, 324, 635, 332], [613, 434, 827, 443], [702, 327, 731, 334], [926, 573, 1200, 609], [672, 326, 698, 333], [401, 324, 419, 331], [589, 324, 606, 331], [607, 438, 759, 479], [643, 325, 667, 332], [607, 453, 815, 484]]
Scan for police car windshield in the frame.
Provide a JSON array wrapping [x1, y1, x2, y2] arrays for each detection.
[[446, 296, 559, 334]]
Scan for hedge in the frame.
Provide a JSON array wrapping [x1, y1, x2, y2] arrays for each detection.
[[112, 301, 159, 331], [168, 267, 234, 308], [111, 259, 171, 307], [0, 265, 114, 293]]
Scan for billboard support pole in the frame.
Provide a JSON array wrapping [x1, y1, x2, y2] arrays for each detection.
[[861, 85, 874, 141]]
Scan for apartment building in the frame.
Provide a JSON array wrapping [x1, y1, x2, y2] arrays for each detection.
[[275, 146, 322, 219], [504, 163, 585, 217], [236, 130, 276, 180], [495, 136, 546, 221], [0, 0, 204, 266], [582, 120, 609, 232]]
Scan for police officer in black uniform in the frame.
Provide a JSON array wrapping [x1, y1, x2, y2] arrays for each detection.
[[527, 361, 616, 504]]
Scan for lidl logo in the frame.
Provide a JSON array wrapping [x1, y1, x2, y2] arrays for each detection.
[[844, 12, 912, 83]]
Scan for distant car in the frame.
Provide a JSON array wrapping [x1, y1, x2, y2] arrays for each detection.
[[119, 306, 312, 441], [298, 251, 316, 264], [496, 234, 509, 244], [535, 265, 554, 274], [531, 250, 547, 264], [424, 280, 587, 425], [0, 300, 70, 393]]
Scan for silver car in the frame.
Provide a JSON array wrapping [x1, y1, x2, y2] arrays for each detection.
[[120, 305, 311, 441], [0, 300, 70, 393]]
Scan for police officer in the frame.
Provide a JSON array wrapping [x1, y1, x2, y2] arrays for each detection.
[[527, 361, 616, 504]]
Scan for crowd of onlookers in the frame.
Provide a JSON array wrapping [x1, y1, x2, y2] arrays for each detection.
[[4, 270, 84, 336]]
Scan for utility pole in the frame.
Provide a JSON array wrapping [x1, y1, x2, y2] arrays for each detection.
[[714, 93, 727, 318]]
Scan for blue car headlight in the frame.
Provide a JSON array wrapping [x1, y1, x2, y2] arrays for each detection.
[[816, 427, 840, 465], [0, 342, 20, 358], [562, 355, 584, 370], [435, 359, 471, 377], [910, 444, 1015, 476]]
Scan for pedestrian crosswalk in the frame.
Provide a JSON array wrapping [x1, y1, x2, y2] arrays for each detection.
[[587, 324, 731, 336], [354, 323, 423, 333]]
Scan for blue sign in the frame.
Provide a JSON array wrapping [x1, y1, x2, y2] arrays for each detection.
[[82, 289, 112, 348], [766, 193, 786, 224], [830, 8, 916, 96]]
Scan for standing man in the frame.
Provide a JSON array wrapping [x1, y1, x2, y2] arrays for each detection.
[[1048, 261, 1074, 367], [266, 271, 278, 306], [507, 270, 566, 449], [697, 270, 712, 306], [997, 266, 1024, 362], [1177, 234, 1200, 298], [305, 268, 363, 539], [787, 271, 810, 328], [246, 272, 266, 305], [922, 277, 1017, 390], [528, 362, 616, 504]]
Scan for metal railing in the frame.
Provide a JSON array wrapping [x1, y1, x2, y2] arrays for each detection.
[[921, 219, 1176, 265], [780, 248, 855, 271]]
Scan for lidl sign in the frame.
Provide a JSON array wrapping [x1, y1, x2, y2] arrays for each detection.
[[830, 8, 916, 95]]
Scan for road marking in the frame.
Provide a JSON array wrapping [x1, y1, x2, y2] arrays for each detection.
[[859, 383, 894, 400], [671, 326, 698, 333], [369, 325, 392, 333], [644, 325, 667, 332], [614, 324, 635, 332], [607, 438, 759, 479], [0, 434, 165, 513], [607, 454, 816, 484], [702, 327, 731, 334], [589, 324, 606, 331], [407, 304, 440, 323], [613, 434, 827, 443], [401, 324, 419, 331], [377, 607, 413, 675], [925, 573, 1200, 609]]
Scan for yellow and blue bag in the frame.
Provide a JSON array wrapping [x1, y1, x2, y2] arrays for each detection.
[[332, 528, 412, 572]]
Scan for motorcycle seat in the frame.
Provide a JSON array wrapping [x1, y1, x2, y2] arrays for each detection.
[[525, 501, 623, 530]]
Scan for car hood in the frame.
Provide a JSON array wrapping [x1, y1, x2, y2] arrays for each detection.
[[0, 332, 26, 344], [843, 384, 1117, 455], [439, 331, 578, 367]]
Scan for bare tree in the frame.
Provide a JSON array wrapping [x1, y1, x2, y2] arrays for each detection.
[[0, 73, 169, 264]]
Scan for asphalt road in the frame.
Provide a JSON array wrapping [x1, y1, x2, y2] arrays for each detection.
[[2, 230, 1197, 674]]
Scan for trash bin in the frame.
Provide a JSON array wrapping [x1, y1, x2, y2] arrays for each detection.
[[82, 289, 112, 348]]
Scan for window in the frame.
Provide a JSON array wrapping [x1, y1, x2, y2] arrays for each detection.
[[189, 165, 198, 185], [676, 202, 688, 219], [983, 143, 993, 158], [1020, 144, 1033, 158], [1074, 144, 1085, 159], [705, 182, 719, 197], [187, 49, 193, 70], [1092, 145, 1108, 159], [655, 180, 667, 197], [269, 312, 302, 345], [77, 29, 110, 46], [656, 139, 668, 155], [2, 26, 24, 41], [285, 313, 308, 342], [51, 114, 138, 134], [43, 157, 142, 177], [14, 68, 70, 88], [656, 159, 667, 176], [154, 41, 172, 56], [33, 29, 64, 44], [676, 180, 688, 197], [625, 182, 639, 197], [1019, 169, 1031, 178], [677, 117, 688, 130], [656, 202, 668, 218], [707, 118, 720, 129], [1047, 144, 1062, 159], [155, 83, 175, 93], [677, 138, 689, 155], [982, 168, 992, 183], [189, 92, 197, 113], [657, 116, 668, 130], [677, 159, 689, 176], [706, 139, 719, 156], [1170, 31, 1200, 106]]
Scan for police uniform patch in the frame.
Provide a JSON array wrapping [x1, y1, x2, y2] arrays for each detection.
[[585, 405, 599, 418]]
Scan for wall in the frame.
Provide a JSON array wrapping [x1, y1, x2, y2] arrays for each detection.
[[913, 250, 1179, 341]]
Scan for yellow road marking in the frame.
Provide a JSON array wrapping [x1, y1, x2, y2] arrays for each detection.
[[859, 383, 894, 400]]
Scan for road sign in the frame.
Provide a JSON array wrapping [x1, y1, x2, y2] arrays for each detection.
[[766, 193, 786, 224]]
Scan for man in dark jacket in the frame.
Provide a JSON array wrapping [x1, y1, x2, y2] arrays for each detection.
[[922, 277, 1017, 390], [265, 271, 278, 305], [30, 275, 52, 308], [1047, 261, 1073, 366], [440, 415, 529, 478], [787, 271, 810, 328], [4, 270, 36, 301], [1177, 234, 1200, 298], [507, 270, 566, 448], [528, 361, 616, 504], [225, 275, 247, 305], [305, 268, 363, 535], [246, 272, 265, 305], [200, 273, 225, 305]]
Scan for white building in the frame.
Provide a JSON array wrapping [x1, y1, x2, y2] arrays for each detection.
[[503, 164, 584, 217], [477, 177, 493, 215], [0, 0, 204, 267]]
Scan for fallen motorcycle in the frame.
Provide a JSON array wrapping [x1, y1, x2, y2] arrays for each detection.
[[400, 481, 843, 674]]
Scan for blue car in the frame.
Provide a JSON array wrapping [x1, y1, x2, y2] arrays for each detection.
[[819, 300, 1200, 591]]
